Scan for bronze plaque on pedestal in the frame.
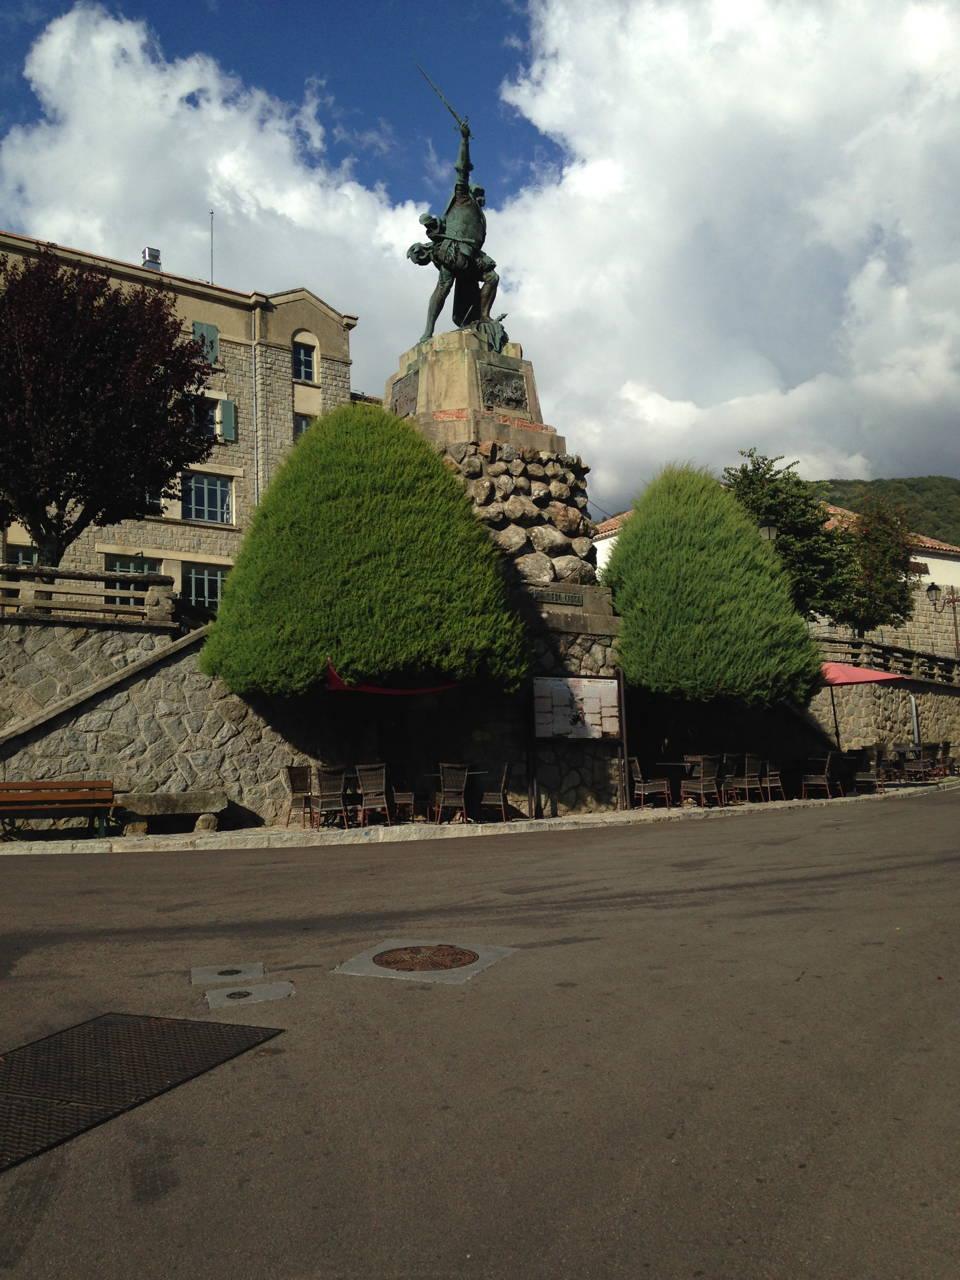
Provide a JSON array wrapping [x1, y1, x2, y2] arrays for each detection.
[[479, 363, 528, 413], [391, 370, 419, 418]]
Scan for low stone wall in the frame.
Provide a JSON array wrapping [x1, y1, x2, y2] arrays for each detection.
[[808, 679, 960, 750], [0, 619, 177, 732]]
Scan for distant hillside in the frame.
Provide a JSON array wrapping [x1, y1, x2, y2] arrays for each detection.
[[810, 476, 960, 547]]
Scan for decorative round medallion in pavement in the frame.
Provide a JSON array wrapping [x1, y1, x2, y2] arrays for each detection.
[[225, 990, 251, 1000], [372, 944, 479, 972]]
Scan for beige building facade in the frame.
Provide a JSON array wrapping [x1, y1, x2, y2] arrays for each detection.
[[0, 229, 357, 611]]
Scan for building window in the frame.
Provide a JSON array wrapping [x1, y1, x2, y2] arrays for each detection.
[[293, 413, 312, 440], [293, 342, 315, 382], [196, 396, 218, 438], [5, 544, 39, 566], [182, 473, 233, 524], [183, 562, 228, 615], [105, 554, 161, 606], [2, 544, 38, 599], [194, 396, 237, 443]]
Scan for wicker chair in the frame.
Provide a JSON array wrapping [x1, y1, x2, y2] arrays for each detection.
[[356, 763, 392, 826], [284, 765, 315, 828], [628, 757, 671, 808], [801, 753, 844, 799], [723, 753, 765, 804], [679, 756, 723, 807], [315, 767, 350, 828], [480, 763, 511, 822], [434, 763, 469, 823], [852, 746, 885, 795], [392, 782, 417, 823], [762, 761, 787, 802]]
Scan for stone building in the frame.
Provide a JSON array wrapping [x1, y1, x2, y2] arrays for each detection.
[[0, 228, 357, 611]]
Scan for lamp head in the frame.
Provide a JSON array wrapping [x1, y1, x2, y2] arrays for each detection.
[[927, 581, 943, 607]]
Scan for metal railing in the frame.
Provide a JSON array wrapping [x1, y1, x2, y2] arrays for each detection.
[[0, 563, 176, 627], [819, 634, 960, 689]]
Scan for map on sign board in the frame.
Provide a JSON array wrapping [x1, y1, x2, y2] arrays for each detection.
[[533, 677, 620, 740]]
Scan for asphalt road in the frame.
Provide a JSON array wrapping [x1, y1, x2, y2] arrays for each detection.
[[1, 793, 959, 1279]]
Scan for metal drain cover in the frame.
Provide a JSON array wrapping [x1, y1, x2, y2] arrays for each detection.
[[373, 944, 479, 972], [0, 1013, 281, 1173], [204, 982, 295, 1010], [190, 963, 264, 986], [335, 939, 514, 985]]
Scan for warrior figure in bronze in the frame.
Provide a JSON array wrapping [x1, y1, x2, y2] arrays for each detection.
[[407, 81, 502, 348]]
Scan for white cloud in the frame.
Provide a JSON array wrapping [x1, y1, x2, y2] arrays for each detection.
[[0, 5, 425, 397], [2, 2, 960, 515], [496, 0, 960, 509]]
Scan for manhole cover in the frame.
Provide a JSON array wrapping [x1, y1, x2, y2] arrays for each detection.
[[372, 944, 479, 972]]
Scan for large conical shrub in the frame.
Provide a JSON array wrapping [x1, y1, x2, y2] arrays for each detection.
[[605, 465, 821, 706], [201, 403, 528, 695]]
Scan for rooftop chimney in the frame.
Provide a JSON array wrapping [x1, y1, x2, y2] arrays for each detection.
[[141, 246, 162, 271]]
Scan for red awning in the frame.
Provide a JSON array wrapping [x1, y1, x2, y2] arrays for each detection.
[[324, 662, 458, 696], [821, 662, 904, 687]]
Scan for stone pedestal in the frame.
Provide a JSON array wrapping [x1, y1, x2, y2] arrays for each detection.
[[385, 330, 566, 453]]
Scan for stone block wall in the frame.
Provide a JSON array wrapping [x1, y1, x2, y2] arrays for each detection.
[[0, 620, 177, 732], [442, 440, 596, 586], [811, 584, 959, 661], [319, 355, 352, 415], [808, 679, 960, 751]]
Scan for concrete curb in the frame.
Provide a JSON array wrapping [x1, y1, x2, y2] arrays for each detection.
[[2, 778, 958, 857]]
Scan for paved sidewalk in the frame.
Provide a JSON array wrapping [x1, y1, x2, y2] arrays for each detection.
[[3, 777, 958, 857]]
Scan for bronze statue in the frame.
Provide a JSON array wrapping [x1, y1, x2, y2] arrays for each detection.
[[408, 74, 505, 351]]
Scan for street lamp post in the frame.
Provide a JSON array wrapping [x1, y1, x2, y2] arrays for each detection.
[[925, 582, 960, 660]]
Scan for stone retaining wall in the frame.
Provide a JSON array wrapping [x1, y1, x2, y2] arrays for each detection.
[[808, 679, 960, 750], [0, 619, 177, 732]]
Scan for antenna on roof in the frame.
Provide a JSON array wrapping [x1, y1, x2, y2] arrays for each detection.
[[209, 209, 214, 284]]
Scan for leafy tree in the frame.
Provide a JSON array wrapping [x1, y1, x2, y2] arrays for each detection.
[[829, 494, 916, 635], [201, 403, 528, 694], [815, 475, 960, 548], [0, 250, 212, 566], [722, 449, 853, 620], [605, 465, 821, 706]]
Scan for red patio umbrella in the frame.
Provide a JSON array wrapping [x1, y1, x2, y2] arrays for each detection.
[[820, 662, 904, 749]]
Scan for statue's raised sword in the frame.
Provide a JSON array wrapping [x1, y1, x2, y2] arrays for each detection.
[[417, 64, 472, 136]]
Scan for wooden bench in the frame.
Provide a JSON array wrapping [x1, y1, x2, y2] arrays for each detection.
[[0, 780, 115, 838]]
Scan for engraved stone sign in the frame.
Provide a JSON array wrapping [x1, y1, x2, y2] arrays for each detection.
[[533, 676, 620, 740], [479, 363, 528, 413], [391, 369, 420, 419]]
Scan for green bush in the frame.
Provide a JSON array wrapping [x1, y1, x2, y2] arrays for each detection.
[[605, 465, 822, 706], [201, 403, 528, 694]]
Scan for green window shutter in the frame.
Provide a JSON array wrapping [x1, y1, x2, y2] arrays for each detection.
[[192, 321, 220, 364], [219, 399, 237, 442]]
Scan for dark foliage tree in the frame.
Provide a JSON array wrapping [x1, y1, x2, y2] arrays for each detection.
[[0, 250, 212, 566], [200, 403, 528, 695], [830, 494, 916, 635], [605, 465, 821, 707], [722, 449, 854, 620], [815, 475, 960, 548], [724, 450, 916, 635]]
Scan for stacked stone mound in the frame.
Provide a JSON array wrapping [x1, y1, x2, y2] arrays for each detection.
[[440, 440, 596, 585]]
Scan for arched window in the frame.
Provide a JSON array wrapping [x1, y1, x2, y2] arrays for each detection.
[[292, 330, 319, 382]]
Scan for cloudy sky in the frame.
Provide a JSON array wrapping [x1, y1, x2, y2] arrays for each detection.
[[2, 0, 959, 516]]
